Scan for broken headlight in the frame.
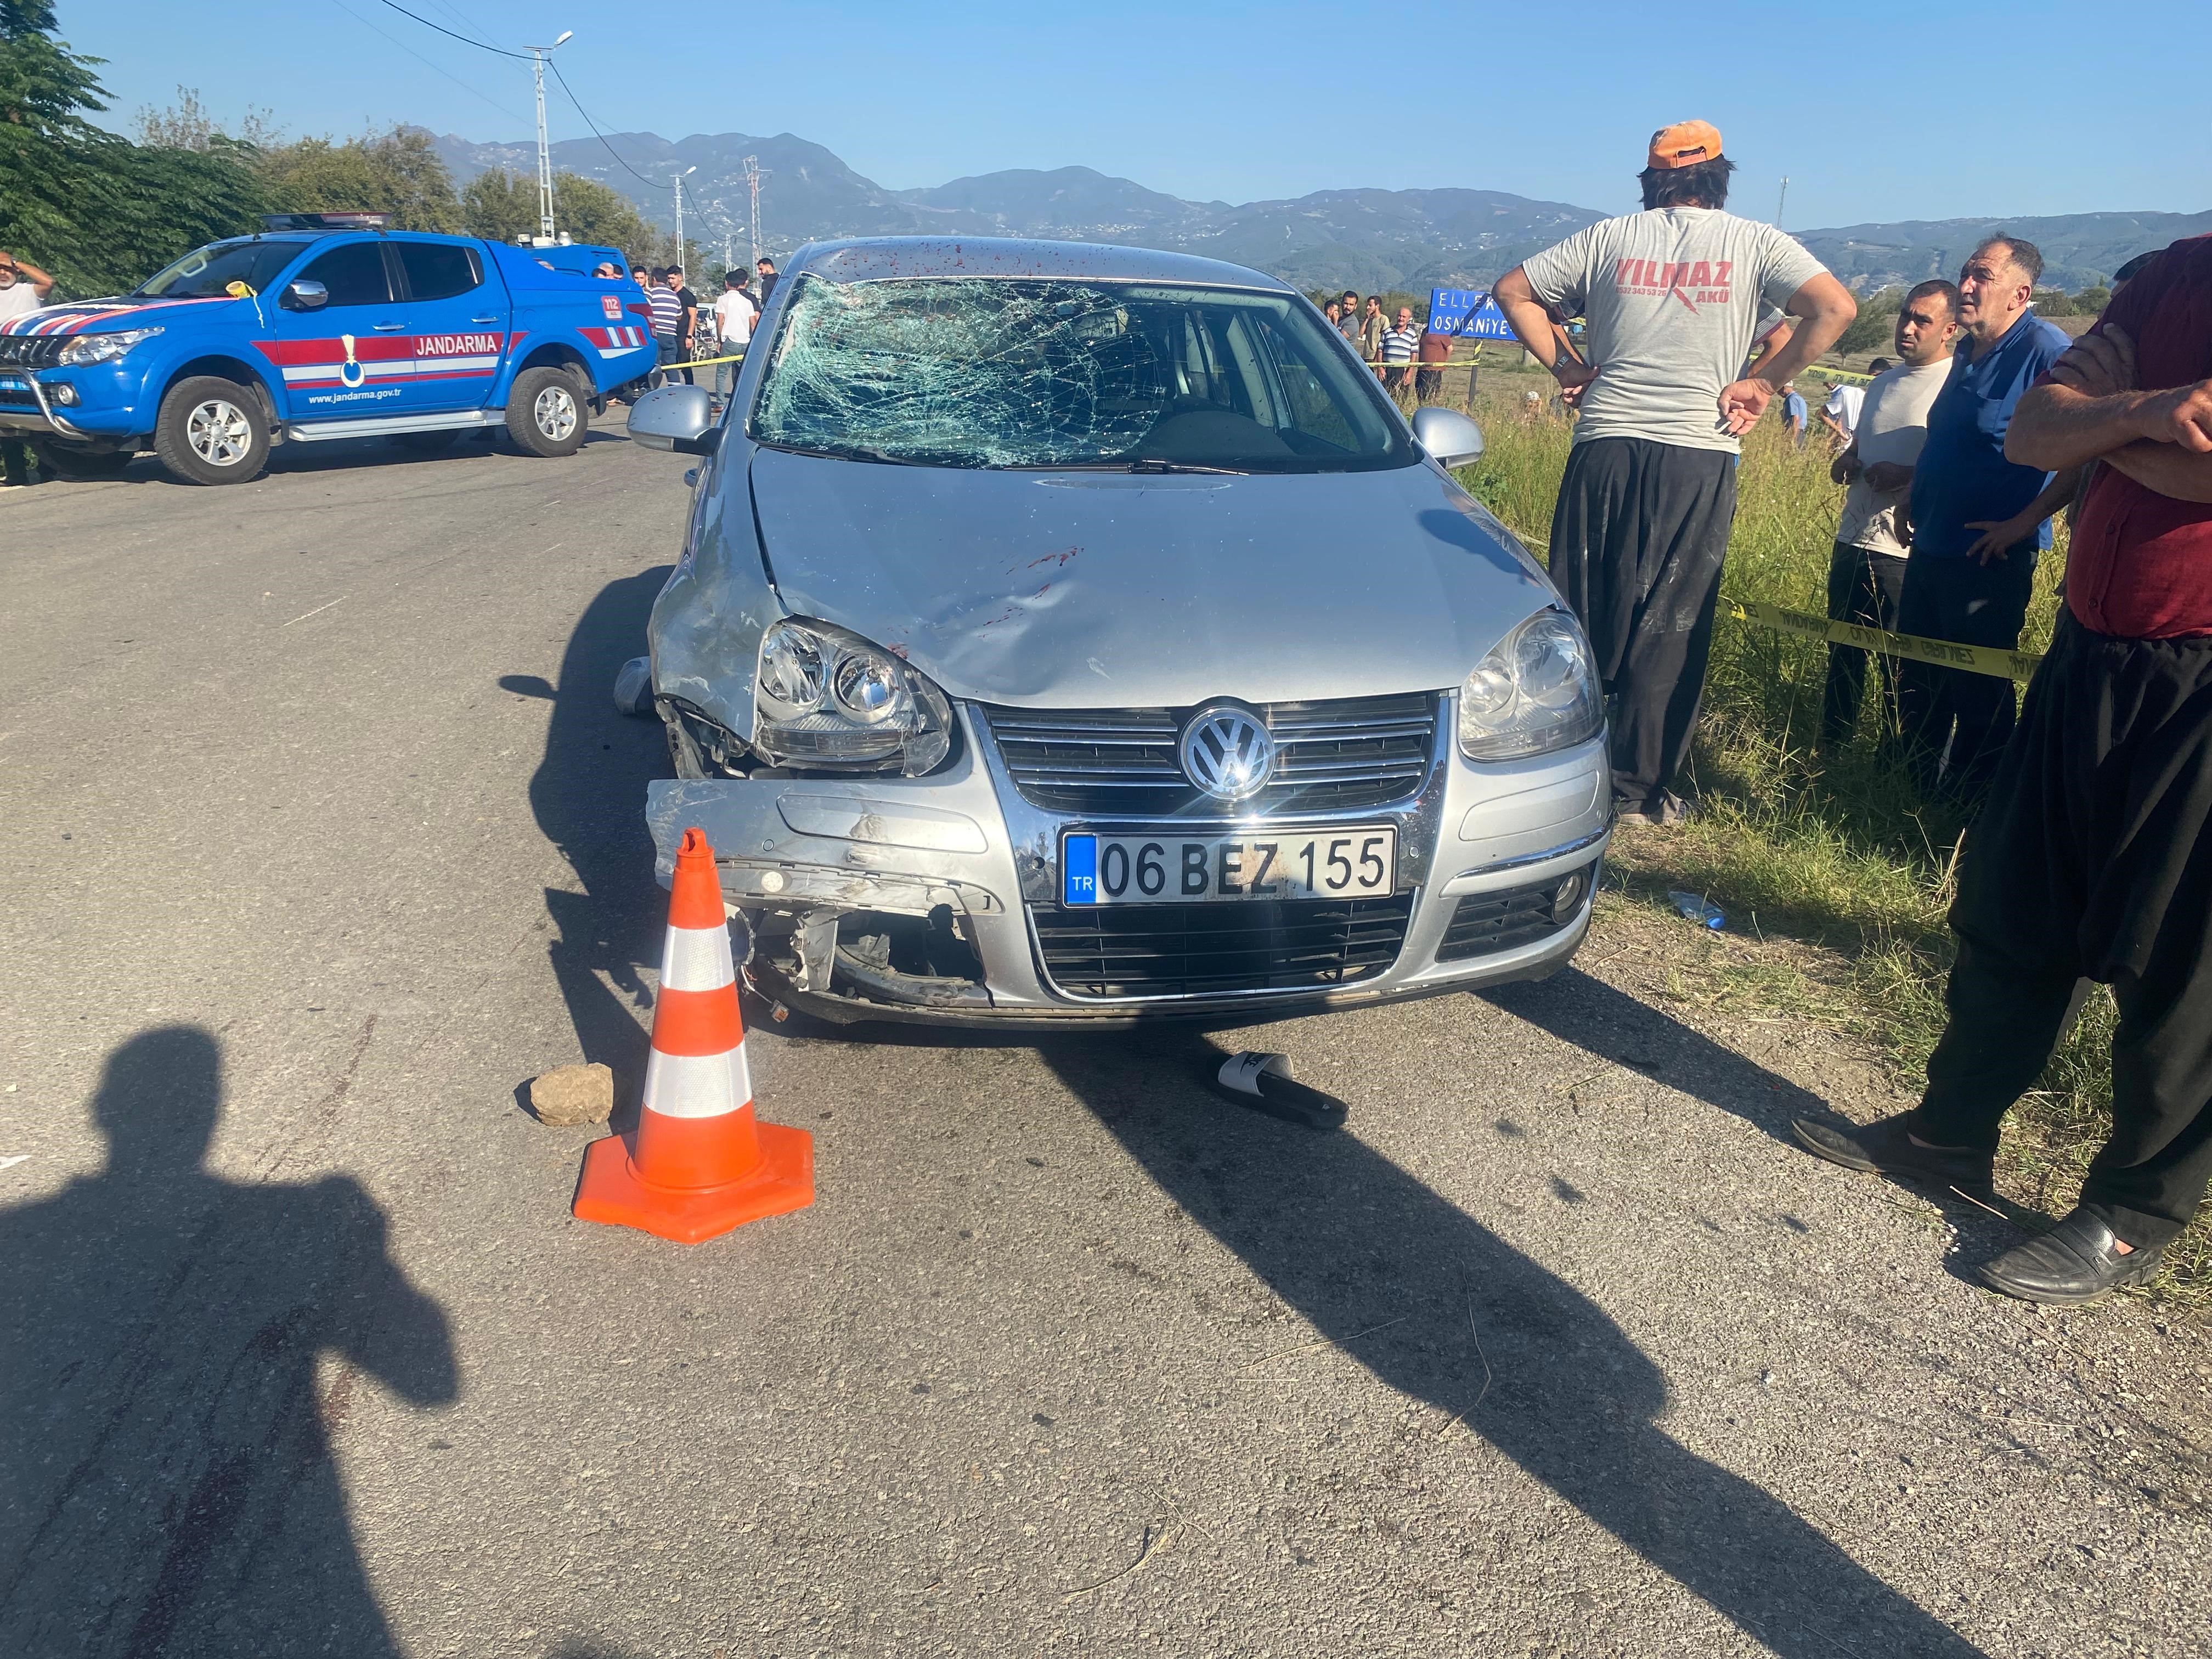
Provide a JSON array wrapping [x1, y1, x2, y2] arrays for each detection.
[[57, 325, 165, 366], [1458, 608, 1603, 761], [754, 618, 953, 775]]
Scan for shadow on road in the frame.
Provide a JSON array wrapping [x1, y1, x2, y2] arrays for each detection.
[[517, 569, 675, 1115], [0, 1028, 456, 1655], [1039, 1028, 1984, 1658]]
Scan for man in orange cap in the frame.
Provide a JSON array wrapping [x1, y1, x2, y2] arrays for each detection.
[[1493, 122, 1857, 825]]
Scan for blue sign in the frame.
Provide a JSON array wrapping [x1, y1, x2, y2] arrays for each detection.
[[1427, 287, 1517, 341], [1062, 834, 1098, 906]]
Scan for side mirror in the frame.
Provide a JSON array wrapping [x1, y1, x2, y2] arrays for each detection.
[[628, 383, 716, 454], [1410, 406, 1483, 470], [281, 279, 329, 312]]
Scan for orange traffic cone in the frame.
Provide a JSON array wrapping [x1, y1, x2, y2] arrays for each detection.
[[573, 827, 814, 1242]]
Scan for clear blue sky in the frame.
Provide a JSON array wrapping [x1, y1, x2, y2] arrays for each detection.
[[61, 0, 2212, 228]]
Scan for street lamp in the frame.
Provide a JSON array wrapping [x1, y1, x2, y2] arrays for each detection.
[[674, 164, 698, 269], [526, 30, 575, 244]]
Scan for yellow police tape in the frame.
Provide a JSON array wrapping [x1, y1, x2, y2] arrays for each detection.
[[1724, 597, 2044, 682], [655, 351, 746, 372]]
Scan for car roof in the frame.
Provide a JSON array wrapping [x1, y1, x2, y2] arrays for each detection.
[[785, 236, 1294, 293]]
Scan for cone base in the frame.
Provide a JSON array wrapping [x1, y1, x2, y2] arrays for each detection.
[[572, 1121, 815, 1243]]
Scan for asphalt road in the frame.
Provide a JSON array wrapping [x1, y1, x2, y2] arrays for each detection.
[[2, 426, 2207, 1659]]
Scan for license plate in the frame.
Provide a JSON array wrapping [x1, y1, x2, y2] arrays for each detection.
[[1061, 828, 1396, 905], [0, 377, 24, 392]]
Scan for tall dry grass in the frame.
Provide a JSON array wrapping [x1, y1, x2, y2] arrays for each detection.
[[1453, 382, 2200, 1301]]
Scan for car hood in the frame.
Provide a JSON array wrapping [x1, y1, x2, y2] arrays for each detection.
[[0, 294, 250, 338], [748, 448, 1558, 709]]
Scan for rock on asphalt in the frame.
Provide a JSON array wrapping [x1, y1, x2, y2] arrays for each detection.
[[1, 431, 2206, 1658]]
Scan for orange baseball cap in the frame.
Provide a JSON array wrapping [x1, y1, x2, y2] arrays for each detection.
[[1647, 121, 1723, 171]]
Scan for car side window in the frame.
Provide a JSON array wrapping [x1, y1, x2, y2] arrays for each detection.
[[296, 242, 392, 309], [396, 242, 482, 303]]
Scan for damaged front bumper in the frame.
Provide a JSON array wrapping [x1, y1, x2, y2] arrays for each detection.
[[645, 701, 1611, 1029]]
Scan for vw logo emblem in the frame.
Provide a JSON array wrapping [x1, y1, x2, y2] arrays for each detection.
[[1178, 703, 1276, 803]]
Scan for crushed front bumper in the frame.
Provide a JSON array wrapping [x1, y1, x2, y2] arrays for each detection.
[[644, 700, 1611, 1029]]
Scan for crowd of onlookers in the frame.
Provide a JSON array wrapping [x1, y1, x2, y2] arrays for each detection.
[[609, 254, 782, 402], [1487, 116, 2212, 1310]]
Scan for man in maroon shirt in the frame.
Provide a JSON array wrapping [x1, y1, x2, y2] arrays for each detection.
[[1792, 235, 2212, 1304]]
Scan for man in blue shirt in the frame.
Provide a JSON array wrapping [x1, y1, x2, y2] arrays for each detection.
[[1782, 381, 1808, 445], [1897, 236, 2078, 796]]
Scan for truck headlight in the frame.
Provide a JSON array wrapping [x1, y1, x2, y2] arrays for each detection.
[[57, 325, 165, 366], [1458, 608, 1604, 761], [754, 618, 952, 775]]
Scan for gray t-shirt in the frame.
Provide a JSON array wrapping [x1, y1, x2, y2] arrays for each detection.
[[1521, 207, 1829, 452], [1837, 358, 1951, 557]]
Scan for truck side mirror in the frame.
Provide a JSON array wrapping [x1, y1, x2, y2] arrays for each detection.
[[282, 279, 329, 312], [1410, 406, 1483, 469], [628, 383, 718, 455]]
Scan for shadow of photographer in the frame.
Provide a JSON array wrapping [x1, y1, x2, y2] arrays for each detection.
[[0, 1028, 456, 1655], [1039, 1027, 1984, 1658]]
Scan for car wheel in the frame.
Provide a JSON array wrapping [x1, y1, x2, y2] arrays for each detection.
[[505, 366, 587, 458], [32, 441, 132, 481], [154, 376, 269, 486]]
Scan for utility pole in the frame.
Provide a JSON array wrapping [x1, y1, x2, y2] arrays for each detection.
[[1775, 176, 1790, 230], [742, 155, 768, 270], [526, 31, 574, 243], [674, 163, 697, 268]]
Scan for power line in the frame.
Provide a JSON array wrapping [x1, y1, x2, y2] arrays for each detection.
[[329, 0, 531, 126], [373, 0, 532, 59], [547, 58, 666, 194]]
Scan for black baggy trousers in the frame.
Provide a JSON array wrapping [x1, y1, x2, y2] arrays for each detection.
[[1912, 614, 2212, 1246], [1895, 552, 2036, 796], [1546, 436, 1737, 813]]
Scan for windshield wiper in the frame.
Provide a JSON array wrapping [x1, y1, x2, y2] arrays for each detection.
[[1019, 459, 1249, 476], [765, 441, 940, 467]]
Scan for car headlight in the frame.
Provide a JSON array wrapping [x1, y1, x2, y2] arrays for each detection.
[[1458, 608, 1604, 761], [57, 325, 164, 367], [754, 618, 953, 775]]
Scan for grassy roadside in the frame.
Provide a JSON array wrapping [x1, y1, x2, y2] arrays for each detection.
[[1448, 369, 2207, 1306]]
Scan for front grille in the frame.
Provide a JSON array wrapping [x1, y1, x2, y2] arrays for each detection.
[[1434, 866, 1593, 962], [0, 335, 66, 371], [984, 692, 1436, 817], [0, 383, 36, 408], [1034, 893, 1413, 999]]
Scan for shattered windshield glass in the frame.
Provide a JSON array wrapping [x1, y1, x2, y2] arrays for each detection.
[[750, 276, 1414, 472]]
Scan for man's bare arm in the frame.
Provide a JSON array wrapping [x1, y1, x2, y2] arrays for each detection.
[[1493, 267, 1593, 386], [2105, 443, 2212, 504], [1717, 273, 1856, 433]]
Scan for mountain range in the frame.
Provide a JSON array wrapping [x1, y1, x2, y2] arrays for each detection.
[[427, 128, 2210, 294]]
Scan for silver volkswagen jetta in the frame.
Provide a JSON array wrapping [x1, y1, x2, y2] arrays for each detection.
[[627, 238, 1611, 1027]]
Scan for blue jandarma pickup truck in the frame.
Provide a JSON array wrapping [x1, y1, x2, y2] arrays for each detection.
[[0, 213, 659, 484]]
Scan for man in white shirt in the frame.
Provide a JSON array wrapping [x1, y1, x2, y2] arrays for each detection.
[[1, 250, 57, 488], [1493, 119, 1857, 824], [712, 272, 758, 400], [1819, 377, 1865, 446], [1818, 281, 1960, 749]]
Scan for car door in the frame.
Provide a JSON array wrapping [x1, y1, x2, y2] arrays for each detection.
[[263, 236, 432, 420], [390, 239, 509, 413]]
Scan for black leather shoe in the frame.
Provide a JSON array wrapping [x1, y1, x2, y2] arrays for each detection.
[[1977, 1209, 2165, 1306], [1790, 1112, 1995, 1199]]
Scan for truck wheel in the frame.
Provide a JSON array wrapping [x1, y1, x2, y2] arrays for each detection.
[[32, 441, 132, 481], [154, 376, 269, 486], [506, 366, 587, 458]]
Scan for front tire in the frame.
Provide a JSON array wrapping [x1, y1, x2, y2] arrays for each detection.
[[154, 376, 269, 486], [505, 366, 587, 458]]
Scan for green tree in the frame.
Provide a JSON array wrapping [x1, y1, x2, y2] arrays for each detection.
[[2072, 284, 2112, 318], [460, 166, 535, 242], [553, 173, 655, 256], [257, 127, 460, 233], [1, 4, 270, 296], [1834, 285, 1905, 357]]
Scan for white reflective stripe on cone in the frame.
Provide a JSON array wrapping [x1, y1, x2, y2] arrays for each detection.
[[659, 922, 736, 994], [640, 1042, 753, 1119]]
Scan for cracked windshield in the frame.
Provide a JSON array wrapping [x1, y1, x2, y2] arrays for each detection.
[[751, 276, 1413, 471]]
